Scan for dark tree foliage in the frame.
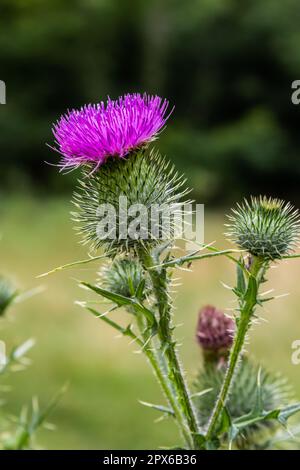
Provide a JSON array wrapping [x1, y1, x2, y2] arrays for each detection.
[[1, 0, 300, 203]]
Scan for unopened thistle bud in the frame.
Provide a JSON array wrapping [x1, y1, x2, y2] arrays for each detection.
[[72, 149, 190, 253], [196, 305, 234, 358], [194, 357, 292, 449], [99, 258, 148, 300], [226, 196, 300, 260]]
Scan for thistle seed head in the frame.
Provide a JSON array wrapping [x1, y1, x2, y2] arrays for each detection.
[[226, 196, 300, 260]]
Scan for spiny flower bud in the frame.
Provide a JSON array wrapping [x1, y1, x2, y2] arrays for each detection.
[[72, 149, 191, 254], [99, 258, 148, 300], [226, 196, 300, 260], [196, 305, 234, 356], [0, 276, 17, 317], [194, 357, 292, 449]]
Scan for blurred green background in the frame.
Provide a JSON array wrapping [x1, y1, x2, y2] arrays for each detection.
[[1, 0, 300, 203], [1, 0, 300, 449]]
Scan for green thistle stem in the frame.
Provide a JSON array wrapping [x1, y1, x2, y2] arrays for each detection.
[[205, 256, 264, 441], [140, 328, 193, 449], [140, 250, 201, 450], [90, 308, 193, 448]]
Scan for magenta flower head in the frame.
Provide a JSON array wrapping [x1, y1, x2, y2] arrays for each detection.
[[51, 93, 172, 171], [196, 305, 235, 357]]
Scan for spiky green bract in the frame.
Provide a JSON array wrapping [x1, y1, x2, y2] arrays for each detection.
[[226, 196, 300, 260], [99, 258, 148, 300], [0, 276, 17, 317], [194, 358, 291, 449], [72, 149, 191, 255]]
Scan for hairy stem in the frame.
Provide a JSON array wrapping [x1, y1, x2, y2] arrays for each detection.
[[88, 307, 193, 449], [205, 256, 264, 440], [140, 324, 193, 449], [140, 250, 202, 449]]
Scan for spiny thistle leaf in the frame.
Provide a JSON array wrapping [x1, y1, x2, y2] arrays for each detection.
[[271, 403, 300, 426], [226, 196, 300, 260], [1, 386, 66, 450], [80, 281, 157, 328], [228, 402, 300, 448]]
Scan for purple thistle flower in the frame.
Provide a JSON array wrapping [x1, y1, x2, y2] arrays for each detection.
[[51, 93, 172, 171], [196, 305, 235, 355]]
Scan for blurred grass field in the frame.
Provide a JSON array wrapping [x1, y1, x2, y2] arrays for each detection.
[[0, 194, 300, 449]]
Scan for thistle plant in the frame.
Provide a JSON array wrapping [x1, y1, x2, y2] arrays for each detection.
[[194, 306, 292, 449], [196, 305, 234, 362], [47, 92, 300, 450], [0, 275, 61, 450], [72, 150, 190, 253], [99, 258, 148, 300], [226, 196, 300, 260]]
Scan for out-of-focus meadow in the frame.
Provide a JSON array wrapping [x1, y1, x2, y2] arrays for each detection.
[[0, 196, 300, 449], [1, 0, 300, 450]]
